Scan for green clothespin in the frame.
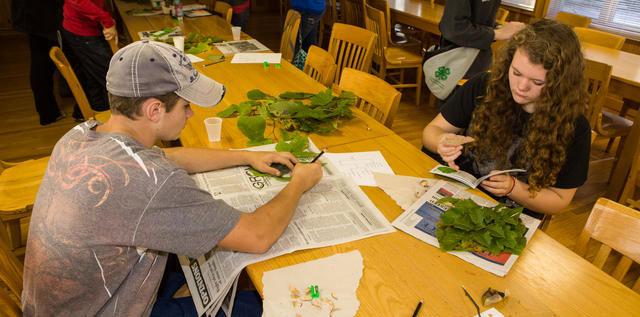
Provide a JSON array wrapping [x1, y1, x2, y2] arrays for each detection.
[[309, 285, 319, 299], [274, 63, 281, 69], [263, 61, 269, 69]]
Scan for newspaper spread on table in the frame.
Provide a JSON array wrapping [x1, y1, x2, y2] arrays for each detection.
[[179, 142, 395, 316], [392, 179, 540, 277]]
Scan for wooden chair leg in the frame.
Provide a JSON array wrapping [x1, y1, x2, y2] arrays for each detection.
[[415, 65, 422, 107]]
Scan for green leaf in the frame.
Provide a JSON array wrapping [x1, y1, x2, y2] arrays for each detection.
[[279, 91, 315, 99], [268, 100, 303, 117], [247, 89, 275, 100], [237, 115, 272, 145], [437, 166, 457, 174], [217, 104, 239, 118], [237, 101, 256, 116], [310, 88, 333, 106]]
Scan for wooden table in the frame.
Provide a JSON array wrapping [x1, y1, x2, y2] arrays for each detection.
[[582, 43, 640, 201], [388, 0, 445, 35], [113, 2, 640, 314]]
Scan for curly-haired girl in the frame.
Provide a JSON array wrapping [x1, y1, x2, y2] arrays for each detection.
[[422, 19, 591, 217]]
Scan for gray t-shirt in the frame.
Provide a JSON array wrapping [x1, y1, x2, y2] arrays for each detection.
[[22, 120, 240, 316]]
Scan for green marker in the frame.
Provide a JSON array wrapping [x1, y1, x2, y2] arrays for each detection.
[[275, 63, 281, 69], [263, 61, 269, 69], [309, 285, 319, 299]]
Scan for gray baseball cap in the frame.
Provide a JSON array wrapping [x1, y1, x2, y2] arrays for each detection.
[[106, 39, 225, 107]]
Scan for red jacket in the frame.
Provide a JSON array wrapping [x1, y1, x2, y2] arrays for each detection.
[[62, 0, 114, 37]]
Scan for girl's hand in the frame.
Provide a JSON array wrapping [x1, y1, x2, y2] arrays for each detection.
[[437, 133, 463, 170], [480, 172, 516, 197]]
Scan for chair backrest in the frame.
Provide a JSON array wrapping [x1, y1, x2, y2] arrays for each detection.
[[342, 0, 365, 27], [303, 45, 337, 87], [0, 223, 23, 317], [365, 0, 392, 42], [556, 11, 592, 28], [496, 7, 509, 25], [338, 68, 401, 128], [574, 27, 625, 50], [327, 23, 376, 83], [364, 3, 388, 70], [583, 59, 612, 134], [49, 47, 95, 120], [620, 148, 640, 209], [280, 9, 301, 62], [575, 198, 640, 293], [214, 1, 232, 24]]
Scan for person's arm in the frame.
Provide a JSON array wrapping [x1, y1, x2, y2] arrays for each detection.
[[422, 114, 465, 169], [481, 174, 577, 214], [439, 1, 495, 50], [164, 147, 297, 176], [218, 162, 323, 253], [65, 0, 115, 29]]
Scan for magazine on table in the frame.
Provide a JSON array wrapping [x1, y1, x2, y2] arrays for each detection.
[[213, 39, 269, 54], [392, 179, 540, 276], [430, 164, 526, 188]]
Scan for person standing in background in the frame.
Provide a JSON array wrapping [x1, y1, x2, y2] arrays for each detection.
[[223, 0, 251, 29], [290, 0, 325, 53], [439, 0, 525, 79], [61, 0, 116, 120], [12, 0, 66, 126]]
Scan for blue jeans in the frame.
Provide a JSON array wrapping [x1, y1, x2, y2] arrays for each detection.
[[151, 254, 262, 317], [296, 12, 323, 53]]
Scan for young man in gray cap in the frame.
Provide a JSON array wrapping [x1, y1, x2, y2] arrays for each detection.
[[22, 39, 322, 316]]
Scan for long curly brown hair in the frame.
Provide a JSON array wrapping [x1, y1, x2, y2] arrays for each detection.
[[466, 19, 588, 195]]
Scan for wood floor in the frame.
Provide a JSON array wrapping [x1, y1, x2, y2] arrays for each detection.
[[0, 7, 624, 282]]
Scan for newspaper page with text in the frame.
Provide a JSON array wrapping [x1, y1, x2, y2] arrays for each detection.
[[392, 180, 540, 277], [180, 147, 395, 316]]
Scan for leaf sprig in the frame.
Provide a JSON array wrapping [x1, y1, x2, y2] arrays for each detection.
[[435, 197, 528, 255], [218, 89, 356, 146]]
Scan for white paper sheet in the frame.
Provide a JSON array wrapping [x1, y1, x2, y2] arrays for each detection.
[[230, 53, 282, 64], [324, 151, 394, 186], [476, 308, 504, 317], [186, 54, 204, 63], [262, 250, 363, 317]]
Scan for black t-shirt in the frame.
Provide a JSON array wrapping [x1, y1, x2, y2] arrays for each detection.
[[440, 73, 591, 190]]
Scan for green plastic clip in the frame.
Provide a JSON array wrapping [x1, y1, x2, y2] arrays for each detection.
[[309, 285, 319, 299], [263, 61, 269, 69], [274, 63, 281, 69]]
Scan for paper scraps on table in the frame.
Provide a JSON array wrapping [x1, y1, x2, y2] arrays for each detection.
[[373, 172, 439, 210], [262, 250, 363, 317], [231, 53, 282, 64], [324, 151, 394, 186]]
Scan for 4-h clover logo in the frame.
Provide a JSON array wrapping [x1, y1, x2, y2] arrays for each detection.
[[435, 66, 451, 80]]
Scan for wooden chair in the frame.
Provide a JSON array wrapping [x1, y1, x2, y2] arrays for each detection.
[[575, 198, 640, 293], [303, 45, 337, 87], [280, 9, 301, 63], [327, 23, 376, 84], [620, 148, 640, 209], [342, 0, 365, 27], [49, 46, 96, 120], [214, 1, 233, 24], [574, 27, 625, 50], [338, 68, 401, 128], [496, 7, 509, 25], [364, 3, 423, 106], [0, 223, 24, 317], [583, 59, 632, 158], [0, 157, 49, 256], [555, 11, 592, 28]]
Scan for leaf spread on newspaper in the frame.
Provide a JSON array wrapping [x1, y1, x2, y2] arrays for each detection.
[[391, 180, 540, 277], [179, 143, 395, 316]]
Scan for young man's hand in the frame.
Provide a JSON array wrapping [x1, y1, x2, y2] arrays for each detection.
[[290, 163, 323, 192], [248, 151, 297, 176]]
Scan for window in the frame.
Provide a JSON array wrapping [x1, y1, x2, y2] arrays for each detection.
[[502, 0, 536, 12], [547, 0, 640, 40]]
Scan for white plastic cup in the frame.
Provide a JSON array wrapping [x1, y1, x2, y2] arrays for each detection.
[[204, 117, 223, 142], [150, 0, 162, 9], [172, 35, 184, 52], [231, 26, 241, 41]]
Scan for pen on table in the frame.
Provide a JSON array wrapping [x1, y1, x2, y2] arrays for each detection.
[[310, 150, 325, 163], [204, 59, 224, 67], [411, 300, 423, 317]]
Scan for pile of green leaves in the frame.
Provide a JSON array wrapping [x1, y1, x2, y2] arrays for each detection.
[[218, 89, 356, 146], [435, 197, 528, 255], [144, 27, 222, 54]]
